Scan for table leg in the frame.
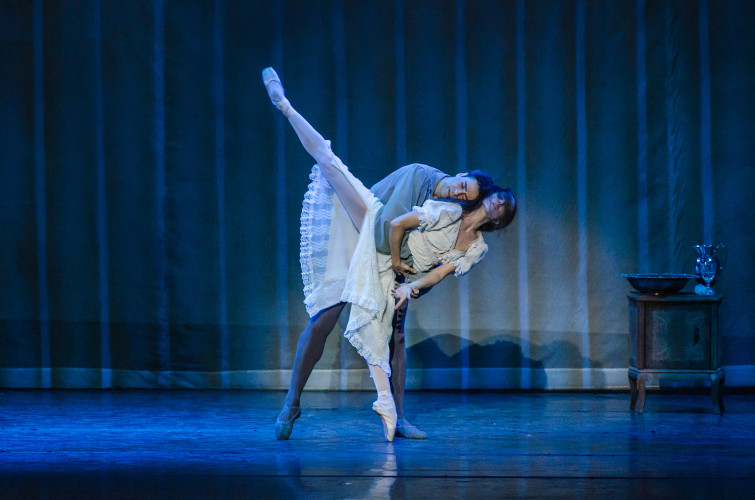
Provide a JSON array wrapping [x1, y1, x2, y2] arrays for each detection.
[[636, 375, 647, 414], [628, 372, 638, 411], [711, 369, 725, 414]]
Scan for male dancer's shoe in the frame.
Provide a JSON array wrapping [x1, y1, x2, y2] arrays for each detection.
[[275, 406, 300, 440], [395, 419, 427, 439]]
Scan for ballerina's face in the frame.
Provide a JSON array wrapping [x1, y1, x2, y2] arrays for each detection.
[[436, 174, 480, 202], [483, 191, 508, 226]]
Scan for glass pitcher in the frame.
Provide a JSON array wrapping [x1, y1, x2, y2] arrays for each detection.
[[692, 243, 726, 287]]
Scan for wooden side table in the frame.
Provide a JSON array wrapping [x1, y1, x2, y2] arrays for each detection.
[[627, 292, 724, 413]]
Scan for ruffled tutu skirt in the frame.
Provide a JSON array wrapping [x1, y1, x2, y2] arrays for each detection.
[[300, 151, 395, 375]]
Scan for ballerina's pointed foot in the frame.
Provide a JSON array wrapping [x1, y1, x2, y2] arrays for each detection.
[[395, 418, 427, 439], [372, 398, 397, 442], [275, 405, 300, 440], [261, 67, 290, 115]]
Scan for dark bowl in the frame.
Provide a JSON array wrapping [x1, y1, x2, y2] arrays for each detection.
[[617, 273, 697, 294]]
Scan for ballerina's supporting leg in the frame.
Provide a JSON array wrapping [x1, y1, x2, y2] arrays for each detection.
[[368, 364, 397, 442]]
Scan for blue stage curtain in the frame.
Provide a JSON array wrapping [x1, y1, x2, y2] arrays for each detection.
[[1, 0, 753, 389]]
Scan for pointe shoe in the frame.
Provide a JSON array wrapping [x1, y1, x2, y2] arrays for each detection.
[[275, 405, 300, 440], [261, 67, 290, 115], [372, 399, 397, 442], [395, 418, 427, 439]]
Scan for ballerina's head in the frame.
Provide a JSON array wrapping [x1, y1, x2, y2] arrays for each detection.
[[478, 187, 517, 232]]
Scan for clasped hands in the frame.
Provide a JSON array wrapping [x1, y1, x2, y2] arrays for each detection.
[[391, 257, 418, 310], [391, 260, 418, 309]]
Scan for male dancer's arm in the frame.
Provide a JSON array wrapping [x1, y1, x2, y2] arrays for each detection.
[[371, 164, 445, 255]]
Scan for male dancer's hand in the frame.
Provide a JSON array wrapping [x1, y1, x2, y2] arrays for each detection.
[[391, 261, 416, 278]]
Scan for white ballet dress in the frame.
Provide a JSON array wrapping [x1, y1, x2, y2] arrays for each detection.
[[300, 146, 488, 375]]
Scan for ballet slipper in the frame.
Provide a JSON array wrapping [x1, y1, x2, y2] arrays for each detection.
[[372, 398, 397, 442], [395, 418, 427, 439], [261, 67, 291, 116], [275, 405, 300, 440]]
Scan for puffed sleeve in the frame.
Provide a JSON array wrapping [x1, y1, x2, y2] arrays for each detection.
[[451, 237, 488, 276], [413, 200, 463, 232]]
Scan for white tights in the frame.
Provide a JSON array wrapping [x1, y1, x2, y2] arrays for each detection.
[[368, 364, 394, 404]]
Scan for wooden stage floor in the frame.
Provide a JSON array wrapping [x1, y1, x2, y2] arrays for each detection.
[[1, 389, 754, 499]]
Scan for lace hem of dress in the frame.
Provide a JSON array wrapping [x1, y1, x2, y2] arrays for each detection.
[[343, 319, 392, 375], [300, 165, 335, 316]]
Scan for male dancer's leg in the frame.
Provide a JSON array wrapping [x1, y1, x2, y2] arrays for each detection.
[[389, 301, 427, 439], [276, 302, 346, 439]]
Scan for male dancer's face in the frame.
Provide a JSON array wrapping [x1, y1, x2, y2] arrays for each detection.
[[434, 174, 480, 202]]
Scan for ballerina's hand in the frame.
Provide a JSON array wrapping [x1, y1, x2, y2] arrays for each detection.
[[392, 261, 416, 278], [392, 283, 416, 310], [396, 282, 419, 297], [393, 281, 419, 298]]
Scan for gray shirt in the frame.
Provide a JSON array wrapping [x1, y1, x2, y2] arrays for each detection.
[[369, 163, 447, 254]]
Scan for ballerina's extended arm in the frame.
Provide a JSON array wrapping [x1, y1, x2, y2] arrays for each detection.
[[391, 263, 455, 310]]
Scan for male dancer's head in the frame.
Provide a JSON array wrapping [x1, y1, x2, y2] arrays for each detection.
[[433, 170, 494, 210]]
